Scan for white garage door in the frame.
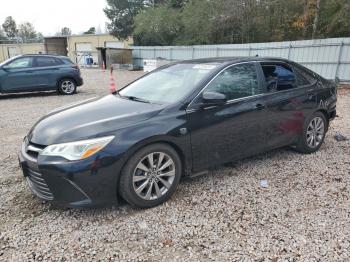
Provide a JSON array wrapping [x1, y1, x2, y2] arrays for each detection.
[[75, 42, 98, 67], [105, 41, 124, 48], [76, 43, 92, 52]]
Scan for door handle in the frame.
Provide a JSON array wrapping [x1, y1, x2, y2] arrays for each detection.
[[255, 103, 265, 110]]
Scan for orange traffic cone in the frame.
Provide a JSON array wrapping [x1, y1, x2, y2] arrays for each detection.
[[109, 66, 116, 94]]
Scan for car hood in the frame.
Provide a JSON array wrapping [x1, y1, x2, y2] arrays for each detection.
[[28, 95, 165, 145]]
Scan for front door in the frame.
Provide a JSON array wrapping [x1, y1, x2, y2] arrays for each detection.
[[187, 62, 268, 172], [0, 57, 38, 92]]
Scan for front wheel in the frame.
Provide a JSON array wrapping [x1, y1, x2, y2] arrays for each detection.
[[58, 79, 77, 95], [119, 143, 182, 208], [295, 112, 327, 154]]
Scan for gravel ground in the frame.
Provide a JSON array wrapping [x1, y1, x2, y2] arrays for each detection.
[[0, 70, 349, 261]]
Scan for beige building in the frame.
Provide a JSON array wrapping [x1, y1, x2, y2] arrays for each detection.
[[0, 43, 45, 62], [0, 34, 132, 65], [47, 34, 133, 67]]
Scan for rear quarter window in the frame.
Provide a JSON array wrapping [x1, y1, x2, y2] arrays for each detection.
[[293, 64, 318, 85], [61, 58, 74, 65]]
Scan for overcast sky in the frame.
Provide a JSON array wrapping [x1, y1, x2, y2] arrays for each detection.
[[0, 0, 109, 36]]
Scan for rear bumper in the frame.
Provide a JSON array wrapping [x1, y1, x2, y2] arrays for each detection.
[[75, 76, 83, 87], [18, 140, 121, 208], [329, 109, 336, 121]]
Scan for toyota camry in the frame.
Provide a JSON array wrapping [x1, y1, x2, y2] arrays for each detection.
[[19, 57, 337, 208]]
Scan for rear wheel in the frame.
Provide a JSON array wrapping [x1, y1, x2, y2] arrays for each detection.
[[119, 143, 182, 208], [295, 112, 327, 153], [58, 78, 76, 95]]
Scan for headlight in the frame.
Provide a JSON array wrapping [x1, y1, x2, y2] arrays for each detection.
[[40, 136, 115, 161]]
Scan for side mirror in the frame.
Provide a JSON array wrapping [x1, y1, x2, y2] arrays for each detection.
[[202, 91, 227, 106]]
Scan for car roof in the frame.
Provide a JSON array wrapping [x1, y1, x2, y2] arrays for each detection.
[[20, 54, 70, 59], [177, 56, 292, 64]]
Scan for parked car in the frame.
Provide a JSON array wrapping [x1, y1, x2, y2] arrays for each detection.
[[19, 57, 337, 208], [0, 54, 83, 95]]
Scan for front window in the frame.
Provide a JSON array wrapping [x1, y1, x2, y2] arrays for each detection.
[[205, 63, 260, 100], [6, 57, 33, 69], [118, 63, 218, 104]]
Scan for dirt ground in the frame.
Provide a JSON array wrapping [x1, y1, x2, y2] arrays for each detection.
[[0, 69, 350, 261]]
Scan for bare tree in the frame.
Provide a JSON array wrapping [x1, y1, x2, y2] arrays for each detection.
[[312, 0, 321, 39]]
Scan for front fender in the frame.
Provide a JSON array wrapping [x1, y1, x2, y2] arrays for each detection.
[[103, 111, 192, 185]]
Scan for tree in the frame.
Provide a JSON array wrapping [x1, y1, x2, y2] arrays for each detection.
[[18, 22, 37, 42], [61, 27, 72, 35], [153, 0, 188, 8], [36, 32, 44, 41], [0, 28, 7, 40], [84, 27, 96, 34], [104, 0, 145, 40], [179, 0, 215, 45], [134, 5, 183, 45], [104, 0, 350, 45], [2, 16, 18, 38], [317, 0, 350, 38]]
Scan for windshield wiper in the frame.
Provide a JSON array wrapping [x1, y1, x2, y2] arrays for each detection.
[[119, 95, 151, 104]]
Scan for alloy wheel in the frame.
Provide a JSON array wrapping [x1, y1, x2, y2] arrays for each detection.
[[61, 80, 75, 94], [306, 116, 325, 148], [132, 152, 176, 200]]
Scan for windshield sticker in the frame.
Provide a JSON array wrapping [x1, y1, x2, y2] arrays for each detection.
[[193, 64, 217, 70]]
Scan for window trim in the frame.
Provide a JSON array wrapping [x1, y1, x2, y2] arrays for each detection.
[[188, 61, 263, 109]]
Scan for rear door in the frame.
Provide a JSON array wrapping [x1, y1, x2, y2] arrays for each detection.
[[187, 62, 269, 171], [258, 62, 312, 149], [0, 56, 38, 92], [33, 56, 63, 89]]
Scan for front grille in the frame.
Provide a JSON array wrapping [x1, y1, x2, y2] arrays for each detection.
[[26, 168, 54, 201]]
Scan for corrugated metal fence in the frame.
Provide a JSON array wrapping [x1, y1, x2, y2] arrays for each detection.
[[132, 38, 350, 82]]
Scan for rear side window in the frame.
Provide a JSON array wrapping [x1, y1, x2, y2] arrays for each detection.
[[205, 63, 260, 100], [261, 63, 296, 92], [35, 57, 62, 67]]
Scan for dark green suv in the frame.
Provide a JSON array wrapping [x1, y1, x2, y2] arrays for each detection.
[[0, 54, 83, 95]]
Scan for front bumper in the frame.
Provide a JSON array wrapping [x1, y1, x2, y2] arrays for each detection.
[[19, 140, 121, 208]]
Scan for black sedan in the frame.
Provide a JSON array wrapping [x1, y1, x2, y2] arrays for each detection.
[[19, 57, 337, 208]]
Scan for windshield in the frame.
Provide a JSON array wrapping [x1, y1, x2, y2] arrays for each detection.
[[118, 63, 218, 104]]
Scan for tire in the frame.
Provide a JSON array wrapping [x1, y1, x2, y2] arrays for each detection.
[[119, 143, 182, 208], [295, 111, 327, 154], [58, 78, 77, 95]]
